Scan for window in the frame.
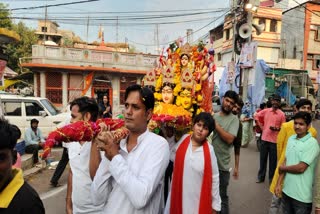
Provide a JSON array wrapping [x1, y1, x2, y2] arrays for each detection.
[[259, 18, 266, 26], [217, 53, 222, 61], [225, 29, 230, 40], [2, 102, 21, 116], [41, 27, 47, 32], [270, 20, 277, 32], [25, 102, 44, 116], [316, 26, 320, 41], [314, 59, 320, 70]]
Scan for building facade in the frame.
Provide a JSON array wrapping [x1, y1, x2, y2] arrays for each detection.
[[21, 45, 158, 115], [281, 1, 320, 84]]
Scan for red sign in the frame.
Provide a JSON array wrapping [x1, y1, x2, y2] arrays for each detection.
[[260, 0, 274, 7]]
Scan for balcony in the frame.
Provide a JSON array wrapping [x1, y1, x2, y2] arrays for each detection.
[[20, 45, 159, 72]]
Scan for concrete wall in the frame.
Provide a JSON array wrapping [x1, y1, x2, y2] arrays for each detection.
[[281, 7, 305, 61]]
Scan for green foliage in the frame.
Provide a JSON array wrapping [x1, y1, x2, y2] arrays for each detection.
[[0, 3, 12, 29], [128, 44, 137, 53], [5, 22, 37, 73], [62, 36, 73, 47]]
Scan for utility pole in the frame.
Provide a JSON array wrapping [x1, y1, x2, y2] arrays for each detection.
[[230, 3, 238, 90], [116, 16, 119, 51], [86, 16, 89, 45], [156, 24, 160, 55], [43, 5, 48, 43], [242, 10, 252, 103]]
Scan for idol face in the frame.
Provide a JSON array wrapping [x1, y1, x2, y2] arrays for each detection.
[[161, 85, 174, 104], [180, 89, 192, 109], [180, 54, 189, 67]]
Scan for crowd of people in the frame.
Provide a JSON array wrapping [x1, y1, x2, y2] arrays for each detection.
[[0, 84, 320, 214]]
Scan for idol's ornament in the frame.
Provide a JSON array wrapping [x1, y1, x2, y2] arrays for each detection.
[[143, 40, 216, 133]]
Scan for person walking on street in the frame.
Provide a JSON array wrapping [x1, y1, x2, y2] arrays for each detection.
[[275, 112, 320, 214], [269, 99, 316, 214], [50, 117, 72, 187], [255, 94, 285, 184], [91, 84, 170, 214], [65, 96, 105, 214], [211, 90, 240, 214], [165, 112, 221, 213], [24, 118, 45, 165], [314, 157, 320, 214], [231, 98, 244, 179], [0, 118, 45, 214]]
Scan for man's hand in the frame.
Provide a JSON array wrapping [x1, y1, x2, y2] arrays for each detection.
[[66, 197, 72, 214], [275, 183, 282, 198], [96, 130, 120, 161], [39, 142, 44, 148]]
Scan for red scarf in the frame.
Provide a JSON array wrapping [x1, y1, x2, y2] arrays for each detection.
[[170, 135, 212, 214]]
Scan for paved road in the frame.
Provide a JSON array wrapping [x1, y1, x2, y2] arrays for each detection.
[[30, 119, 320, 214]]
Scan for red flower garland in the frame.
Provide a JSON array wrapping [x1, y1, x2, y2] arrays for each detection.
[[41, 118, 129, 159]]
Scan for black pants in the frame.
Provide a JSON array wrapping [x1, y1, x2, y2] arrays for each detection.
[[219, 170, 230, 214], [50, 147, 69, 184], [25, 144, 41, 164], [257, 140, 277, 181], [164, 160, 174, 203], [281, 192, 312, 214]]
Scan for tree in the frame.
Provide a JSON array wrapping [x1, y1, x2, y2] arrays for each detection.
[[5, 22, 37, 73], [128, 44, 138, 53], [0, 4, 37, 73], [0, 3, 13, 29]]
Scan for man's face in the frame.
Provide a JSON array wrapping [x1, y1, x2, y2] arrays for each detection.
[[294, 118, 310, 137], [271, 99, 281, 109], [70, 105, 85, 124], [232, 103, 241, 115], [0, 149, 14, 192], [222, 97, 236, 114], [124, 91, 151, 134], [31, 122, 38, 129], [298, 105, 312, 113], [192, 120, 209, 143]]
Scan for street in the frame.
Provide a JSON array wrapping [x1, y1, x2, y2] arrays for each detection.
[[27, 119, 320, 214], [33, 141, 272, 214]]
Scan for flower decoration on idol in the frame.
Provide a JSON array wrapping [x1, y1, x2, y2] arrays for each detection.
[[40, 118, 130, 159]]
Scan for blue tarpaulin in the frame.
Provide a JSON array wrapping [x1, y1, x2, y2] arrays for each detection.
[[219, 59, 270, 114]]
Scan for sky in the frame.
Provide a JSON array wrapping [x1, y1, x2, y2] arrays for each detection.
[[5, 0, 231, 53]]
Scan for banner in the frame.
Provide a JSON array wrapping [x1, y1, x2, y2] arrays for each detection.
[[239, 41, 257, 68]]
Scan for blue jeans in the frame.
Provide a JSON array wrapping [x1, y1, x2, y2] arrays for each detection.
[[219, 170, 230, 214], [257, 140, 277, 181], [281, 192, 312, 214]]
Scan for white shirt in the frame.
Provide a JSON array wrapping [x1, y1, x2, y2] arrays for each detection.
[[91, 129, 170, 214], [67, 141, 104, 214], [164, 134, 221, 213]]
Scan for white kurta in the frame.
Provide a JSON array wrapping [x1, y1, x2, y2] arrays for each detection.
[[67, 141, 104, 214], [164, 134, 221, 213], [91, 129, 170, 214]]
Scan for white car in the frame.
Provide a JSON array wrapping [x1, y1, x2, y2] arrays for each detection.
[[0, 93, 69, 137]]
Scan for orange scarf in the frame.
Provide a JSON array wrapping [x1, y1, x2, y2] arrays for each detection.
[[170, 135, 212, 214]]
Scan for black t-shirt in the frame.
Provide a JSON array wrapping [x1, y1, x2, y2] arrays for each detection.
[[0, 182, 45, 214]]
